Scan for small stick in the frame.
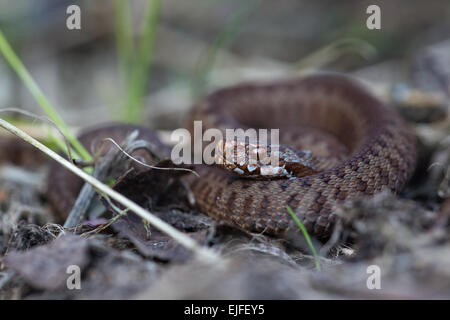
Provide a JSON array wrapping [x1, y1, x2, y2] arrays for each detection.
[[64, 131, 140, 228], [65, 132, 199, 227], [80, 209, 129, 238], [0, 117, 219, 263], [0, 271, 15, 290]]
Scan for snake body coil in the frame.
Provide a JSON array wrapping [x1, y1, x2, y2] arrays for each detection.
[[48, 74, 417, 240]]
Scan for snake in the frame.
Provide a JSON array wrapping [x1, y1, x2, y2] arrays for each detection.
[[47, 73, 417, 241]]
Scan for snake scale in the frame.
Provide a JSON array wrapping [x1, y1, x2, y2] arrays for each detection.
[[48, 74, 417, 240]]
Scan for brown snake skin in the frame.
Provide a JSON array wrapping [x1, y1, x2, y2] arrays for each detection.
[[48, 74, 417, 240]]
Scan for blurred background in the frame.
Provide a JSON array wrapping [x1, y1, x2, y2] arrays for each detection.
[[0, 0, 449, 130], [1, 1, 450, 300]]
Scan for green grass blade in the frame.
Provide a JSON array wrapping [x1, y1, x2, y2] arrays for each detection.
[[192, 0, 261, 97], [286, 205, 321, 271], [123, 0, 161, 123], [294, 38, 377, 71], [113, 0, 134, 97], [0, 29, 92, 161]]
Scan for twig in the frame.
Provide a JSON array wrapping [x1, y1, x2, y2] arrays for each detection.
[[438, 165, 450, 198], [65, 131, 199, 227], [0, 108, 74, 162], [294, 38, 377, 71], [64, 131, 140, 227], [0, 117, 219, 263], [0, 271, 15, 290], [103, 137, 199, 176], [81, 209, 129, 238]]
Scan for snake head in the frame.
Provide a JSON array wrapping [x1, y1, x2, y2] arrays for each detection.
[[214, 138, 318, 179]]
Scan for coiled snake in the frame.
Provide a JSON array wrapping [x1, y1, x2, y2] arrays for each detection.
[[48, 74, 417, 240]]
